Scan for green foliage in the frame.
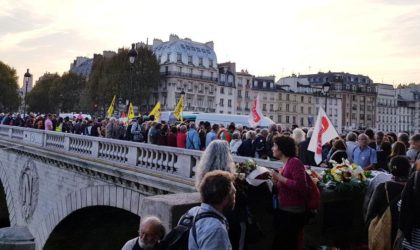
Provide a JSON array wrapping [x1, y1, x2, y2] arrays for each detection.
[[0, 61, 21, 112], [86, 46, 160, 114], [27, 72, 87, 113]]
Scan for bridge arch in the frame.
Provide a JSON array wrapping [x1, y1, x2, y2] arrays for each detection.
[[36, 185, 144, 249], [0, 162, 17, 227]]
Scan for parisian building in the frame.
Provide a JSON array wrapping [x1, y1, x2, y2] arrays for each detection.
[[151, 34, 218, 113], [375, 83, 398, 133], [396, 84, 420, 134], [279, 72, 376, 131], [217, 62, 237, 114]]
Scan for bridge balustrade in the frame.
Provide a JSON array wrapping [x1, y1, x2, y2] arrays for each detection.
[[0, 125, 281, 180]]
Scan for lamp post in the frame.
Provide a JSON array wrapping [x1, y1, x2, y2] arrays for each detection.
[[127, 43, 138, 112], [322, 81, 331, 112], [23, 69, 31, 118]]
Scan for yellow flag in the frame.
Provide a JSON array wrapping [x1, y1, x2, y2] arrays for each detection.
[[173, 95, 184, 121], [106, 95, 116, 118], [128, 102, 135, 120], [149, 102, 161, 122]]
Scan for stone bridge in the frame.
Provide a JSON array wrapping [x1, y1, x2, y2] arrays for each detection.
[[0, 125, 278, 250]]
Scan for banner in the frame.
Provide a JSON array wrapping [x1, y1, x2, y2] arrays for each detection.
[[248, 94, 263, 127], [174, 95, 184, 121], [128, 102, 135, 120], [149, 102, 161, 122], [307, 107, 339, 165], [106, 95, 116, 118]]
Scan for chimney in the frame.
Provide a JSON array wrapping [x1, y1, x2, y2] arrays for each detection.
[[169, 34, 179, 42], [205, 41, 214, 49], [153, 39, 163, 47]]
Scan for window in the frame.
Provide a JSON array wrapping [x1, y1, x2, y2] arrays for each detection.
[[188, 56, 192, 64], [286, 94, 290, 101], [238, 90, 242, 97], [177, 53, 182, 62], [292, 116, 296, 124], [221, 74, 226, 82], [245, 91, 249, 98], [278, 115, 282, 122], [300, 117, 304, 126], [301, 96, 304, 102], [219, 98, 224, 107], [189, 68, 193, 75], [209, 59, 213, 67], [270, 104, 274, 111], [228, 99, 232, 107], [199, 57, 203, 66], [220, 87, 224, 94], [300, 106, 304, 113], [286, 116, 290, 123], [167, 53, 171, 62], [263, 104, 266, 111], [308, 107, 312, 114], [200, 70, 204, 77], [178, 67, 182, 73]]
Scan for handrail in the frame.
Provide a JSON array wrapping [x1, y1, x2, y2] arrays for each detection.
[[0, 125, 282, 179]]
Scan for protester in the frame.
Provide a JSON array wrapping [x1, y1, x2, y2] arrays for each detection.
[[229, 132, 242, 155], [176, 125, 187, 148], [352, 133, 377, 170], [121, 216, 166, 250], [398, 170, 420, 250], [237, 130, 256, 158], [187, 170, 236, 250], [270, 135, 307, 250], [167, 126, 177, 147], [406, 134, 420, 163], [366, 156, 411, 247], [327, 139, 348, 167], [186, 122, 200, 150], [205, 124, 219, 147], [345, 132, 358, 162], [376, 141, 392, 171], [298, 128, 316, 166]]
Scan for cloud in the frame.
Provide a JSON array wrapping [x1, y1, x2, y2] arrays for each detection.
[[0, 6, 51, 36]]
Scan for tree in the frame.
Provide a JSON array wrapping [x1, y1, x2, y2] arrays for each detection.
[[50, 72, 87, 112], [0, 61, 21, 112], [27, 73, 60, 113], [86, 46, 160, 114]]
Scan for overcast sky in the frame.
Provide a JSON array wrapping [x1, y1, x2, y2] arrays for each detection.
[[1, 0, 419, 87]]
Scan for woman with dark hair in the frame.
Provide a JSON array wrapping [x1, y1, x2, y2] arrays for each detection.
[[386, 141, 407, 167], [270, 136, 307, 250], [377, 141, 392, 171], [327, 139, 348, 167], [399, 170, 420, 249], [366, 156, 411, 247], [387, 132, 398, 145]]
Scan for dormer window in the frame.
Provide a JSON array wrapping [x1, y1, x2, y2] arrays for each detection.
[[177, 53, 182, 62], [199, 57, 203, 66], [188, 56, 192, 64], [167, 53, 171, 62]]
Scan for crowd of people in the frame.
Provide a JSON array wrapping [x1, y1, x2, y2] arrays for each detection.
[[2, 112, 420, 249]]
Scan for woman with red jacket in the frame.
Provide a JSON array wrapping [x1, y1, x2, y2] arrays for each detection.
[[271, 135, 307, 250], [176, 124, 187, 148]]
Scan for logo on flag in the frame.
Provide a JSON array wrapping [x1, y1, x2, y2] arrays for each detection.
[[307, 108, 339, 165], [128, 102, 135, 120], [248, 94, 263, 127], [174, 95, 184, 121]]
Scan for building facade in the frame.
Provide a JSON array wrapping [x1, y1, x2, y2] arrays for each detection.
[[279, 72, 376, 131], [375, 84, 398, 132], [217, 62, 236, 114], [152, 34, 218, 112]]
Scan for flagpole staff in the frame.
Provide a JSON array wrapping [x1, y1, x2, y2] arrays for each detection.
[[128, 43, 138, 113], [322, 82, 331, 113]]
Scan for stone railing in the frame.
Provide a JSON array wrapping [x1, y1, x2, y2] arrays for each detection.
[[0, 125, 282, 180]]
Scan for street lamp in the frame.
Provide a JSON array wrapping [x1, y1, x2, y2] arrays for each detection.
[[127, 43, 138, 112], [322, 81, 331, 112], [23, 69, 31, 118]]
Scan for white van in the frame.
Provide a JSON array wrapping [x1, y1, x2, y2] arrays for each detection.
[[195, 113, 275, 128]]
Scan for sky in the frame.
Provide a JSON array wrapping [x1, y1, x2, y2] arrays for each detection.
[[1, 0, 420, 87]]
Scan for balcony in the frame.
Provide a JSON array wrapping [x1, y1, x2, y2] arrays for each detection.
[[161, 71, 218, 83]]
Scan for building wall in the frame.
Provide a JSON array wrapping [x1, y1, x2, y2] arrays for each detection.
[[152, 35, 218, 112], [375, 84, 398, 132]]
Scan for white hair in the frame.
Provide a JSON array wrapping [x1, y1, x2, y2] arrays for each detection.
[[292, 128, 306, 144], [195, 140, 235, 189]]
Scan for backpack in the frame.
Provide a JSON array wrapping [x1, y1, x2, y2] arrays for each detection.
[[368, 183, 392, 250], [159, 209, 224, 250]]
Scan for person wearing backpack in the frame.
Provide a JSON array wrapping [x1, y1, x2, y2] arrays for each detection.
[[121, 216, 166, 250], [270, 135, 310, 250], [188, 170, 235, 250], [366, 156, 411, 249]]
